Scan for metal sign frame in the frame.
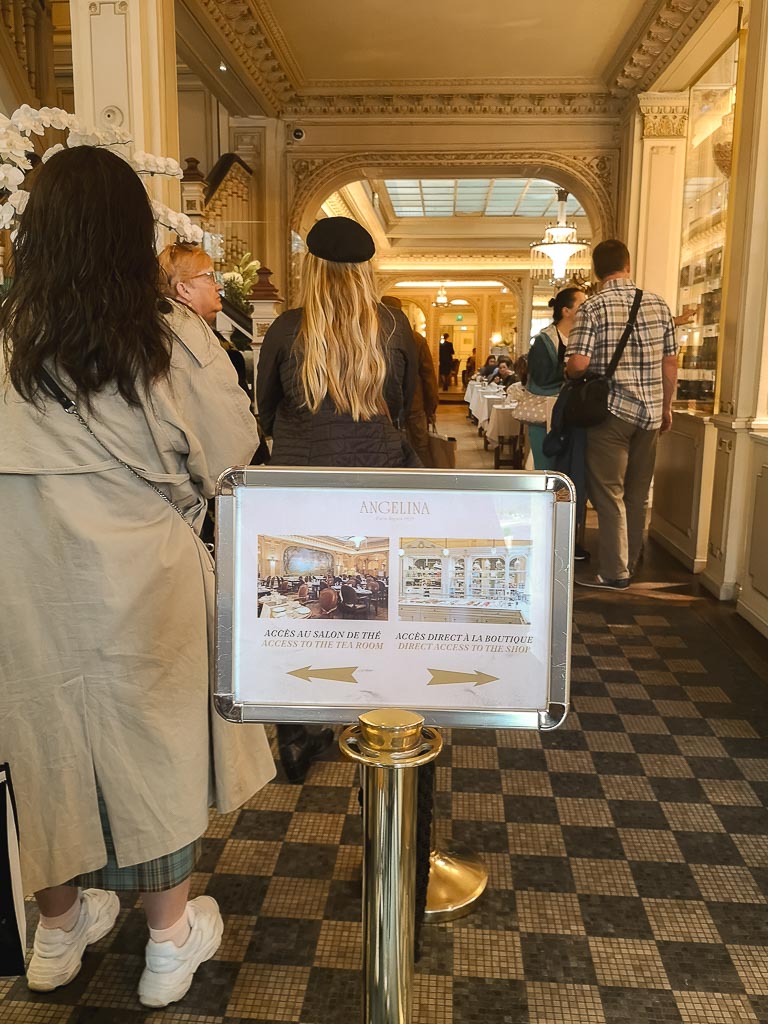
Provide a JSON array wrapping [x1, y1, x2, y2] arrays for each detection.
[[214, 467, 574, 731]]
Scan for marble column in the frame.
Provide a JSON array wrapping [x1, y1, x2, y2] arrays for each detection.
[[518, 274, 534, 357], [69, 0, 180, 207], [630, 92, 690, 307]]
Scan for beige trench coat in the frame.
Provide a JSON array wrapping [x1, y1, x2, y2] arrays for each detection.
[[0, 304, 275, 893]]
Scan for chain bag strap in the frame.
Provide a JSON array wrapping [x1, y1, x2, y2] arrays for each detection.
[[39, 368, 197, 532]]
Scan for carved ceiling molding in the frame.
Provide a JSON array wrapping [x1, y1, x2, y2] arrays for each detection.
[[289, 151, 616, 241], [296, 77, 603, 93], [283, 92, 622, 118], [637, 91, 690, 138], [212, 0, 720, 116], [606, 0, 721, 96], [208, 0, 721, 117], [199, 0, 297, 113], [377, 273, 524, 304], [377, 254, 534, 266], [249, 0, 304, 89], [321, 192, 356, 221]]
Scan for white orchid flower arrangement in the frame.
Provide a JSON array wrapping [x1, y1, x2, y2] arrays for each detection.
[[221, 252, 261, 315], [0, 103, 203, 244]]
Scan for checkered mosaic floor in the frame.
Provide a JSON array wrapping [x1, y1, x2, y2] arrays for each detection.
[[4, 600, 768, 1023]]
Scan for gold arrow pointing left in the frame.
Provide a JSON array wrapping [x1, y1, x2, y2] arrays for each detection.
[[288, 666, 359, 684]]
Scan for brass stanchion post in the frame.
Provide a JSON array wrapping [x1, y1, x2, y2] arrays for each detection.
[[340, 709, 442, 1024], [424, 759, 487, 923], [423, 844, 488, 923]]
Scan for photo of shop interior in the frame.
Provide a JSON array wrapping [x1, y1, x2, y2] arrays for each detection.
[[258, 535, 389, 620], [398, 537, 531, 624]]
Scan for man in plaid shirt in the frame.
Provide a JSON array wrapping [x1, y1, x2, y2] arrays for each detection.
[[565, 240, 678, 590]]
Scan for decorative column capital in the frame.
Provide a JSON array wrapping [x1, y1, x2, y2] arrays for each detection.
[[637, 92, 690, 138]]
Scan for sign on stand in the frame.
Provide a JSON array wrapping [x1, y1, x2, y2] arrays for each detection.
[[215, 468, 574, 729]]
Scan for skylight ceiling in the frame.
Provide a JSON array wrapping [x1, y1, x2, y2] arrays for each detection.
[[383, 178, 586, 219]]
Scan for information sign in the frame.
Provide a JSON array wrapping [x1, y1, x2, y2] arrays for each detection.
[[215, 468, 574, 730]]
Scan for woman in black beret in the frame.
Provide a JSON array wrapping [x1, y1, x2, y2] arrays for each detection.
[[256, 216, 418, 781], [257, 216, 417, 468]]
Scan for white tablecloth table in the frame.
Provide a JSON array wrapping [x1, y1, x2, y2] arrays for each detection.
[[485, 404, 523, 447], [259, 598, 311, 619], [464, 381, 478, 405], [470, 389, 506, 427]]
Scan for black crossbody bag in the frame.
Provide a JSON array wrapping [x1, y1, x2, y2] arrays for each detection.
[[562, 288, 643, 428]]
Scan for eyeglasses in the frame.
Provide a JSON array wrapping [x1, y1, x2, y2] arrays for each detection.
[[187, 270, 224, 285]]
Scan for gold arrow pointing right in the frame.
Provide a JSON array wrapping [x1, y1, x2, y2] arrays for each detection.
[[427, 669, 498, 687]]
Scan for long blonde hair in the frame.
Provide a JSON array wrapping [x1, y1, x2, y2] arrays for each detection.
[[297, 255, 393, 421]]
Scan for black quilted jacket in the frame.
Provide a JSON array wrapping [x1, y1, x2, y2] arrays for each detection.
[[256, 304, 418, 467]]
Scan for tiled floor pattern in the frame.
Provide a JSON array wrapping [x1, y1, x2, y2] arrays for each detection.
[[4, 602, 768, 1023]]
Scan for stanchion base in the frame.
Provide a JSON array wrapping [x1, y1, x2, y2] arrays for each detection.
[[423, 848, 488, 923]]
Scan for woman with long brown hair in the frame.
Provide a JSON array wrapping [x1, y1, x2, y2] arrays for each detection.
[[0, 146, 274, 1007]]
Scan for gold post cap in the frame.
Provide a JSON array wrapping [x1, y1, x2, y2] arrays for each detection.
[[358, 708, 425, 755]]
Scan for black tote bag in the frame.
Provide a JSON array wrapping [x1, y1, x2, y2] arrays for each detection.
[[0, 763, 26, 976]]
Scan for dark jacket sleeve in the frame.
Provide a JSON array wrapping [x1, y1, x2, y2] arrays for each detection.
[[256, 314, 289, 436], [380, 306, 417, 428], [398, 313, 418, 421], [415, 332, 439, 418]]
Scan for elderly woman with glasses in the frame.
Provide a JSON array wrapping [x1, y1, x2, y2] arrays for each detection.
[[158, 243, 223, 327], [158, 243, 252, 402]]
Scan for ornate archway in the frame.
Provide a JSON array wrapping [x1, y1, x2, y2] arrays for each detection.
[[290, 152, 614, 238], [287, 151, 614, 301]]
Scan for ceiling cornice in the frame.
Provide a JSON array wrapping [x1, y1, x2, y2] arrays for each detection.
[[321, 192, 356, 220], [193, 0, 298, 114], [207, 0, 723, 117], [283, 93, 623, 119], [605, 0, 722, 96]]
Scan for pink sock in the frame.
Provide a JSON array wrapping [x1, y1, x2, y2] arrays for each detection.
[[39, 890, 82, 932], [148, 906, 192, 947]]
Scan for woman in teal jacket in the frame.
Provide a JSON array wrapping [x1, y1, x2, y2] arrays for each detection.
[[526, 286, 586, 469]]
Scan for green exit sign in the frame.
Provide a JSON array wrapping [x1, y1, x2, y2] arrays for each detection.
[[456, 314, 463, 321]]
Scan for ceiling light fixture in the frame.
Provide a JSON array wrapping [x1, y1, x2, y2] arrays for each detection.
[[530, 188, 590, 282], [219, 59, 227, 72], [432, 284, 449, 308]]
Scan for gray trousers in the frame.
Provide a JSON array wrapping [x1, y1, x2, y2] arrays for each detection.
[[585, 413, 659, 580]]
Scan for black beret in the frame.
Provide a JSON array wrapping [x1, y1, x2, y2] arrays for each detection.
[[306, 216, 375, 263]]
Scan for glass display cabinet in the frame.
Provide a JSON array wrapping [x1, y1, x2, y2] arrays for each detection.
[[675, 39, 739, 412]]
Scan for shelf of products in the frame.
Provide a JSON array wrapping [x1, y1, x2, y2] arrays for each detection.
[[398, 545, 531, 616], [449, 557, 465, 598], [675, 39, 739, 412], [470, 557, 506, 598], [401, 556, 443, 597]]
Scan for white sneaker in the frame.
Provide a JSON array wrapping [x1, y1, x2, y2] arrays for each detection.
[[27, 889, 120, 991], [138, 896, 223, 1008]]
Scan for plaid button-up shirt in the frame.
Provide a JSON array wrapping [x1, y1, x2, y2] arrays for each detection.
[[565, 279, 677, 430]]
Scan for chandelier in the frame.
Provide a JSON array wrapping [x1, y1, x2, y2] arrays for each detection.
[[432, 284, 449, 307], [530, 189, 591, 282]]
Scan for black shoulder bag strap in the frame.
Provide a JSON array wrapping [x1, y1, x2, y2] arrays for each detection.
[[38, 367, 196, 532], [605, 288, 643, 379]]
